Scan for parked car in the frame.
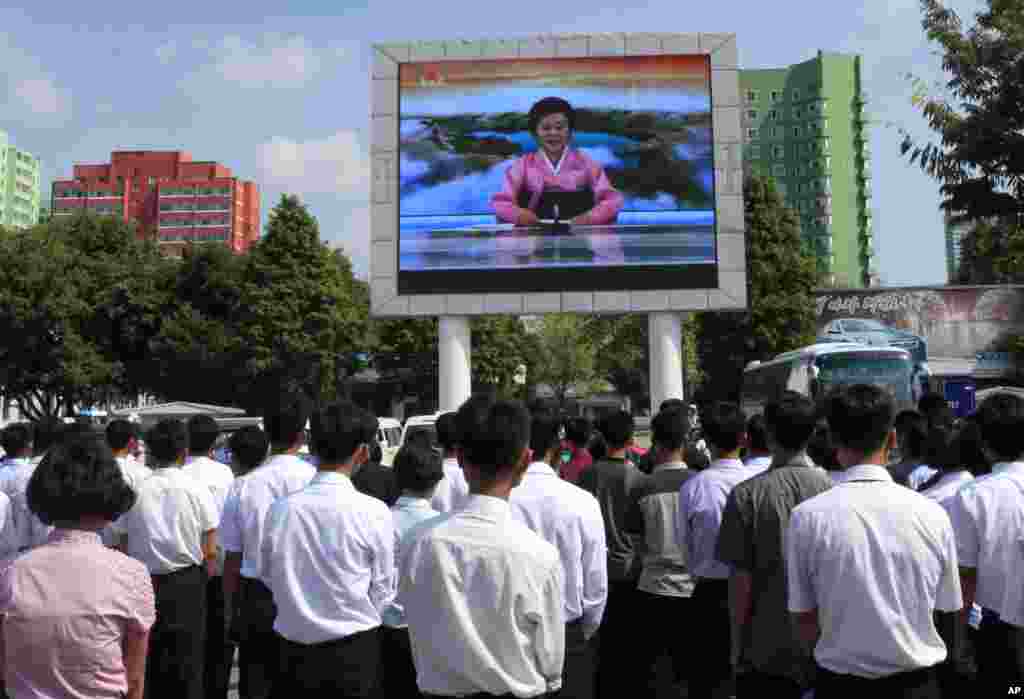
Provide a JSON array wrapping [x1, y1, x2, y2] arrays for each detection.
[[817, 318, 928, 364], [400, 412, 442, 450], [377, 417, 402, 466]]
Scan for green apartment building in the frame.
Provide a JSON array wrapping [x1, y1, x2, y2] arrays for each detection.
[[0, 130, 41, 230], [740, 51, 876, 288]]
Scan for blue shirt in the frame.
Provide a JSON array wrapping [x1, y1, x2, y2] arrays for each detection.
[[383, 496, 443, 628]]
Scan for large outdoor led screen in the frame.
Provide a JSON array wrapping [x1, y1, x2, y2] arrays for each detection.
[[397, 54, 717, 294]]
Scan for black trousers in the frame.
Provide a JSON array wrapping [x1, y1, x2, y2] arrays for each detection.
[[595, 579, 640, 699], [377, 626, 417, 699], [688, 579, 731, 699], [205, 576, 235, 699], [231, 577, 279, 699], [633, 591, 692, 697], [975, 609, 1024, 688], [555, 619, 596, 699], [815, 664, 940, 699], [147, 565, 207, 699], [734, 669, 804, 699], [273, 627, 380, 699]]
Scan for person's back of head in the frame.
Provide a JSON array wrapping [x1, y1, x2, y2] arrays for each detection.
[[565, 417, 591, 448], [460, 399, 531, 484], [406, 430, 433, 451], [702, 401, 746, 456], [105, 419, 137, 455], [310, 401, 378, 467], [393, 443, 444, 497], [659, 398, 686, 415], [919, 393, 954, 431], [824, 384, 895, 463], [187, 414, 220, 457], [976, 393, 1024, 463], [651, 407, 687, 455], [31, 418, 63, 458], [28, 436, 135, 526], [146, 419, 189, 467], [745, 413, 770, 456], [764, 391, 818, 454], [600, 410, 634, 452], [894, 410, 928, 461], [263, 390, 313, 452], [454, 394, 496, 454], [228, 425, 270, 476], [436, 411, 459, 453], [807, 421, 841, 471], [950, 417, 989, 476], [529, 409, 562, 464], [1, 422, 33, 459], [587, 431, 608, 462]]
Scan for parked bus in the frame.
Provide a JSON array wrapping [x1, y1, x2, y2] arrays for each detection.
[[741, 343, 921, 417]]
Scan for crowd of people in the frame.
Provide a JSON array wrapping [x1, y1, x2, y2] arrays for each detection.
[[0, 382, 1021, 699]]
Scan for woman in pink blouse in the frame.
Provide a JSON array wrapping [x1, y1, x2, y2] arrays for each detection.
[[491, 97, 626, 263], [0, 436, 155, 699]]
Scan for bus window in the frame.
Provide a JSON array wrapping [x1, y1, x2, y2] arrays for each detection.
[[815, 351, 913, 409]]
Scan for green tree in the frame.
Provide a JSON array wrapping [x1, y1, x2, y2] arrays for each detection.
[[237, 195, 369, 408], [472, 316, 532, 399], [529, 314, 600, 407], [696, 175, 818, 401], [582, 314, 648, 409]]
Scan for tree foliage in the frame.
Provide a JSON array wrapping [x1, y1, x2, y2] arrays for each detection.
[[695, 175, 818, 401], [471, 316, 533, 399], [529, 314, 599, 407]]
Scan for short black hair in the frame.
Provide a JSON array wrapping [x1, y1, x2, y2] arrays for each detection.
[[263, 391, 312, 448], [393, 443, 444, 494], [824, 384, 895, 455], [187, 415, 220, 455], [652, 408, 687, 451], [588, 431, 607, 461], [1, 422, 33, 457], [460, 400, 531, 478], [976, 393, 1024, 462], [145, 419, 189, 465], [702, 402, 746, 453], [27, 435, 135, 525], [436, 412, 459, 450], [746, 414, 770, 453], [950, 418, 989, 476], [565, 417, 591, 447], [527, 97, 575, 134], [659, 398, 686, 414], [919, 393, 954, 430], [105, 419, 137, 452], [894, 410, 928, 460], [228, 426, 269, 475], [764, 391, 818, 451], [599, 410, 634, 450], [311, 401, 378, 465], [807, 422, 841, 470], [529, 409, 562, 459], [31, 419, 64, 457], [455, 394, 496, 448]]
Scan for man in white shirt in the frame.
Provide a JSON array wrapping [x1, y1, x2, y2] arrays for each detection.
[[742, 413, 772, 476], [677, 401, 752, 699], [105, 419, 152, 492], [116, 418, 220, 699], [0, 422, 39, 553], [220, 392, 315, 699], [946, 393, 1024, 686], [381, 443, 445, 698], [787, 384, 962, 697], [401, 396, 565, 698], [431, 411, 470, 513], [260, 401, 394, 698], [511, 407, 607, 699], [183, 414, 236, 699]]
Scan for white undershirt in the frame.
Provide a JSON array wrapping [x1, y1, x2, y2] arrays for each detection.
[[541, 149, 567, 176]]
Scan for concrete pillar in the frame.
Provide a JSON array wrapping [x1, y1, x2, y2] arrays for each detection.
[[439, 316, 472, 413], [648, 312, 685, 413]]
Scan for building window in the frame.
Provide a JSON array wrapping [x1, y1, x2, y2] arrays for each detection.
[[745, 90, 759, 103], [793, 126, 801, 137], [823, 137, 831, 152], [772, 127, 783, 139], [772, 164, 786, 177], [747, 128, 759, 140], [748, 145, 761, 158], [794, 107, 802, 119], [768, 109, 779, 121], [773, 145, 785, 159], [746, 109, 758, 120], [770, 90, 781, 102]]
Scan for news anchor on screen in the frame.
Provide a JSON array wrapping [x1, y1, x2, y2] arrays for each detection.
[[492, 97, 624, 227]]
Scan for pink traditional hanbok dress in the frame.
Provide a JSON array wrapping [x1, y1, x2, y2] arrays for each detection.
[[491, 149, 625, 264]]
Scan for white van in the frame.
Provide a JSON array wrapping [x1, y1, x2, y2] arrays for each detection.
[[378, 417, 402, 466], [400, 412, 442, 450]]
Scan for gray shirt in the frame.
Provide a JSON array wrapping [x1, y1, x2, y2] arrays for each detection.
[[716, 455, 833, 683], [579, 457, 648, 582]]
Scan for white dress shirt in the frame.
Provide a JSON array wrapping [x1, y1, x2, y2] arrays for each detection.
[[259, 471, 395, 644], [430, 457, 470, 513], [787, 464, 962, 678], [182, 456, 235, 515], [743, 455, 772, 476], [510, 461, 608, 635], [115, 455, 152, 493], [677, 458, 750, 580], [116, 466, 220, 575], [921, 471, 973, 505], [219, 453, 315, 580], [0, 492, 15, 560], [945, 461, 1024, 627], [400, 495, 565, 697], [0, 458, 51, 551], [383, 495, 443, 629]]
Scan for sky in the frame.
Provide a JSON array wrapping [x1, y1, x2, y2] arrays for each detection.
[[0, 0, 988, 285]]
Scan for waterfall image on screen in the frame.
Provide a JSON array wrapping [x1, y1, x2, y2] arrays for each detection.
[[397, 54, 718, 294]]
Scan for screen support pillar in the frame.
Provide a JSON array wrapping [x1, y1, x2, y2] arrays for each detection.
[[649, 312, 685, 413], [439, 316, 472, 413]]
